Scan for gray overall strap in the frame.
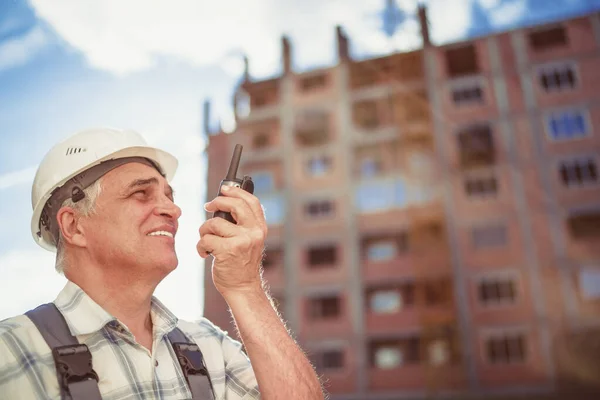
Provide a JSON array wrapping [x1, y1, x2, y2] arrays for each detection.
[[167, 327, 214, 400], [25, 303, 102, 400]]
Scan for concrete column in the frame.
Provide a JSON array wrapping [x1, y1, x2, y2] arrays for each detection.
[[337, 62, 368, 394], [280, 75, 300, 331], [510, 30, 578, 332], [488, 34, 556, 384], [422, 47, 479, 391]]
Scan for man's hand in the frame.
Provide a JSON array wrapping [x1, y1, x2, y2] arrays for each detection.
[[198, 185, 267, 297], [198, 185, 325, 399]]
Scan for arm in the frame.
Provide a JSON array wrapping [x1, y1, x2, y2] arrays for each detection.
[[224, 287, 324, 400], [199, 185, 325, 400]]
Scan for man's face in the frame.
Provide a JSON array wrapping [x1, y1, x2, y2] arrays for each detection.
[[81, 162, 182, 276]]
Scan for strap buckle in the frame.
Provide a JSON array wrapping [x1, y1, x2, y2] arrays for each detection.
[[53, 344, 99, 390], [172, 343, 208, 377]]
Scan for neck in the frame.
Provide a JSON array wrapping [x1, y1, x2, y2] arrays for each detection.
[[65, 259, 160, 346]]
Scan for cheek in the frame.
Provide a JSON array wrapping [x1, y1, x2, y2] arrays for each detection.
[[121, 206, 155, 235], [89, 205, 154, 242]]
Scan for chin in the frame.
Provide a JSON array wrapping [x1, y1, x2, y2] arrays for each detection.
[[160, 255, 179, 272]]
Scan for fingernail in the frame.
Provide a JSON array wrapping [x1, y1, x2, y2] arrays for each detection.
[[204, 202, 210, 210], [221, 185, 230, 192]]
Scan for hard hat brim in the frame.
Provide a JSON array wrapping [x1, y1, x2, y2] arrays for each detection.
[[30, 145, 178, 252]]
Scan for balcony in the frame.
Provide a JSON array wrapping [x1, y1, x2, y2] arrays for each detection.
[[457, 124, 496, 168], [528, 25, 568, 53], [234, 118, 283, 164], [353, 99, 380, 129], [362, 250, 452, 283], [354, 176, 442, 216], [300, 293, 353, 340], [391, 90, 430, 125], [236, 78, 280, 122], [297, 73, 328, 94], [568, 211, 600, 240], [298, 241, 349, 286], [367, 326, 466, 391], [293, 71, 336, 108], [361, 229, 451, 283], [445, 43, 480, 79], [349, 50, 424, 91], [349, 61, 381, 90], [364, 279, 456, 335], [566, 210, 600, 261], [351, 97, 399, 145], [553, 326, 600, 392], [294, 110, 330, 147]]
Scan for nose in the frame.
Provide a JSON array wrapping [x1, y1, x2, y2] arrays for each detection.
[[154, 196, 182, 221]]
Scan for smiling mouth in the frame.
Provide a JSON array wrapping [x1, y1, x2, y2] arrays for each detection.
[[147, 231, 174, 238]]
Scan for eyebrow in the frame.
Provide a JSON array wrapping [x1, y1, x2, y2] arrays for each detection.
[[126, 177, 175, 198]]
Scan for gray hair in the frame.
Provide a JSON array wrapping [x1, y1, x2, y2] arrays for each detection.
[[54, 178, 103, 274]]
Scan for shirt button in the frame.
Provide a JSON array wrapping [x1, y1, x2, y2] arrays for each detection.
[[155, 360, 159, 367]]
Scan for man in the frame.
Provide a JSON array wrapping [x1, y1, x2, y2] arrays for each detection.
[[0, 128, 325, 399]]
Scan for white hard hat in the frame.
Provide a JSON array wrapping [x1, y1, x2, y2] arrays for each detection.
[[31, 128, 178, 252]]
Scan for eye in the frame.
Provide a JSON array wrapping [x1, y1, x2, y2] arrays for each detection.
[[133, 189, 147, 196]]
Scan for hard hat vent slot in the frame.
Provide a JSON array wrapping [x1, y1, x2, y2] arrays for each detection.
[[65, 147, 87, 155]]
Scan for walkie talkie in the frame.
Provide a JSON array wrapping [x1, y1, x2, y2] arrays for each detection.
[[213, 144, 254, 224]]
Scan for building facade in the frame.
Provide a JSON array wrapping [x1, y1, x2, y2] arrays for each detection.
[[202, 6, 600, 399]]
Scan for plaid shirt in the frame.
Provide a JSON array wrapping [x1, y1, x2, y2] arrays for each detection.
[[0, 281, 260, 400]]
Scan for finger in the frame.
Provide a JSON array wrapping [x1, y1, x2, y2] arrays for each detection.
[[197, 233, 220, 258], [205, 195, 253, 226], [199, 216, 239, 238], [219, 185, 265, 226]]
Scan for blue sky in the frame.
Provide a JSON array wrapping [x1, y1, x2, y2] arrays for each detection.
[[1, 0, 598, 321]]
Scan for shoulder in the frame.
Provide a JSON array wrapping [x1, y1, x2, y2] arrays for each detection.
[[0, 313, 54, 380], [0, 313, 46, 350]]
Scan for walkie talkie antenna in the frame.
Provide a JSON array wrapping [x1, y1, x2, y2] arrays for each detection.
[[213, 143, 253, 224], [225, 144, 243, 181]]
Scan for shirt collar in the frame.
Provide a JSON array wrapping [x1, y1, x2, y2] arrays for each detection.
[[54, 280, 179, 337]]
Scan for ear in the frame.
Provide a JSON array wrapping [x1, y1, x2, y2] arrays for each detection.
[[56, 207, 87, 248]]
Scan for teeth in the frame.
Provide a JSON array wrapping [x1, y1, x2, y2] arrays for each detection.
[[148, 231, 173, 238]]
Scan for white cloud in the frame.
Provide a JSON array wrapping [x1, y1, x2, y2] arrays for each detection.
[[427, 0, 473, 44], [28, 0, 475, 78], [489, 0, 528, 26], [0, 165, 36, 190], [28, 0, 289, 77], [0, 25, 48, 71], [0, 248, 65, 320], [478, 0, 501, 9]]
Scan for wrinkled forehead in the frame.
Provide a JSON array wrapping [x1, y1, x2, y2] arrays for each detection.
[[102, 162, 173, 194]]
